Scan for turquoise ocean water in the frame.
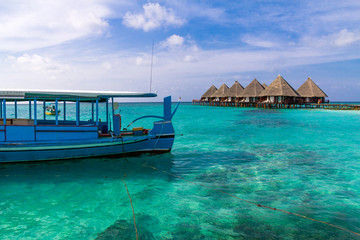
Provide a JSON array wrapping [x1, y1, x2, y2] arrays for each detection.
[[1, 102, 360, 239]]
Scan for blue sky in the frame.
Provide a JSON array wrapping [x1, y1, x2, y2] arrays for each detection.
[[1, 0, 360, 101]]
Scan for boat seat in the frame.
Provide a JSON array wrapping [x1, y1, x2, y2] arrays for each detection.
[[0, 118, 34, 126], [98, 133, 111, 137]]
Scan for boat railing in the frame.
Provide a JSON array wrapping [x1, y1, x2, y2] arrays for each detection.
[[0, 118, 110, 136], [124, 96, 181, 130]]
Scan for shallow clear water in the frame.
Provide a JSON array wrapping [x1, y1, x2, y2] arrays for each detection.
[[1, 103, 360, 239]]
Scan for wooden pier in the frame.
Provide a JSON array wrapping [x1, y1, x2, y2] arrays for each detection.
[[192, 100, 360, 110]]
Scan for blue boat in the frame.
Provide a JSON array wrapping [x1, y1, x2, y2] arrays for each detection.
[[0, 90, 179, 163]]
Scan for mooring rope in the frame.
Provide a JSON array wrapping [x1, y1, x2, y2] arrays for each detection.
[[153, 120, 165, 151], [120, 135, 126, 158], [141, 163, 360, 237], [121, 178, 138, 240]]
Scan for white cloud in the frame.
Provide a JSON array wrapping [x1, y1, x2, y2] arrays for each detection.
[[160, 34, 184, 48], [0, 39, 359, 101], [184, 55, 194, 62], [135, 57, 144, 65], [8, 54, 69, 74], [164, 1, 226, 24], [102, 62, 112, 70], [158, 34, 200, 63], [122, 3, 184, 32], [0, 54, 71, 88], [332, 29, 360, 46], [1, 1, 360, 101], [241, 35, 278, 48], [0, 0, 112, 52], [302, 28, 360, 48]]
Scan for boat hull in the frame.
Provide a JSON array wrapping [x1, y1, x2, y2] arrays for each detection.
[[0, 133, 175, 163], [45, 112, 60, 115]]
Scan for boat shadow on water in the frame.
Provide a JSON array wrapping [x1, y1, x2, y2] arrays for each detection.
[[0, 153, 176, 183], [0, 149, 258, 183]]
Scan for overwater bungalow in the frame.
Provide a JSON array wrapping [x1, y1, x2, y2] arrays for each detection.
[[210, 83, 229, 105], [297, 77, 328, 103], [200, 85, 217, 104], [193, 74, 334, 109], [241, 79, 265, 103], [259, 75, 299, 103], [224, 81, 244, 104]]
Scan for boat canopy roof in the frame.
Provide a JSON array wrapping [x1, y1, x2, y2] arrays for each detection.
[[0, 89, 157, 102]]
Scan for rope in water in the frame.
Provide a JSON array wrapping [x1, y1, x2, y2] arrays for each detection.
[[2, 159, 359, 237], [121, 178, 138, 240], [141, 163, 360, 237]]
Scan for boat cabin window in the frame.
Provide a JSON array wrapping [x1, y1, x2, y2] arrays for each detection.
[[1, 98, 111, 133]]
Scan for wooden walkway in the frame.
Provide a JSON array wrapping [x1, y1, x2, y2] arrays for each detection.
[[192, 100, 360, 110]]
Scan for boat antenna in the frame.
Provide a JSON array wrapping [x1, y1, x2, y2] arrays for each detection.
[[150, 40, 154, 93]]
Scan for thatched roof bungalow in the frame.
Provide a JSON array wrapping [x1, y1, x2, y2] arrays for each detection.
[[225, 81, 244, 102], [297, 77, 327, 103], [210, 83, 229, 102], [241, 79, 265, 102], [262, 83, 268, 88], [201, 85, 217, 102], [259, 75, 299, 103]]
